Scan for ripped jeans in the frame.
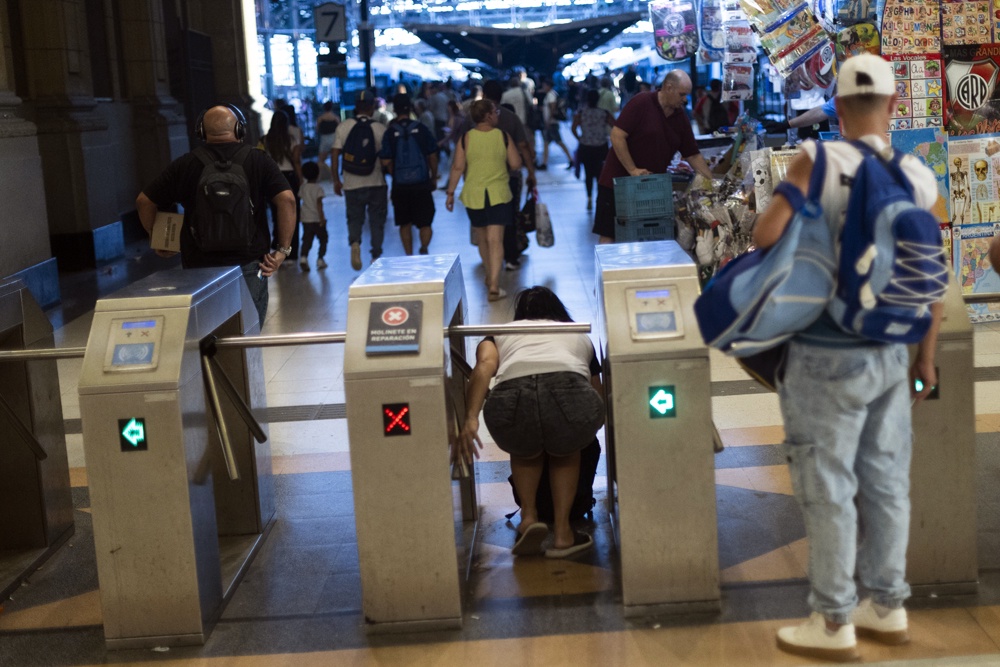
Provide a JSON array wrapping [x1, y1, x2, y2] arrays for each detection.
[[778, 340, 913, 624]]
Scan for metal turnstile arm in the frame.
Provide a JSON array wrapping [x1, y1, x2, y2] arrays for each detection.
[[203, 354, 268, 445], [0, 392, 47, 460], [200, 354, 241, 482]]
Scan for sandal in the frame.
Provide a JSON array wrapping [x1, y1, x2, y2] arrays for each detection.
[[512, 522, 548, 556], [488, 288, 507, 302], [545, 531, 593, 559]]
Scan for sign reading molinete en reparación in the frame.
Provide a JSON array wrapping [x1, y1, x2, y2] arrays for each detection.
[[365, 301, 423, 355]]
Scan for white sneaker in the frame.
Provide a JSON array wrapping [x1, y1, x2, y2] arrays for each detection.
[[776, 612, 860, 663], [298, 256, 309, 271], [851, 599, 909, 645], [316, 258, 328, 269]]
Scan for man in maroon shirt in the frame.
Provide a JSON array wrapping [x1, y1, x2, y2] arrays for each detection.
[[592, 69, 714, 243]]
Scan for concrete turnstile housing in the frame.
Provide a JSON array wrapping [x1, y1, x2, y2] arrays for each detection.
[[344, 254, 474, 633], [78, 267, 274, 649], [908, 274, 977, 595], [0, 280, 73, 599], [596, 241, 720, 616]]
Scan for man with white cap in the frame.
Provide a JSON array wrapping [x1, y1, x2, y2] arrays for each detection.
[[753, 54, 944, 662]]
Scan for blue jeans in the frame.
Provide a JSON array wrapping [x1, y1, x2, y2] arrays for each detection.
[[240, 260, 268, 328], [778, 340, 913, 624], [345, 185, 388, 260]]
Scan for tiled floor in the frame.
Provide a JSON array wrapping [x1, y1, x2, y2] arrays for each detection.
[[3, 152, 1000, 666]]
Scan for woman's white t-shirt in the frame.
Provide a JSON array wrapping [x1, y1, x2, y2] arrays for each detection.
[[492, 321, 597, 384]]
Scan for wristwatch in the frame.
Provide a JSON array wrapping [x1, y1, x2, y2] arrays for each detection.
[[275, 245, 293, 256]]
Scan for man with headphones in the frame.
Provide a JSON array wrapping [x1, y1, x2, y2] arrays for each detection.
[[136, 105, 296, 327]]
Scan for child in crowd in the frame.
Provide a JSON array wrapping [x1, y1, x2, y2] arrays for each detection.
[[298, 161, 328, 270]]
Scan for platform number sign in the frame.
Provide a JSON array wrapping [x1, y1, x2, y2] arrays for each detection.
[[314, 2, 347, 43], [119, 417, 148, 451], [648, 385, 676, 419], [383, 403, 411, 436]]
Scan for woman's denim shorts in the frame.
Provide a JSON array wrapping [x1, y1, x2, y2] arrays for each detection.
[[483, 371, 605, 458]]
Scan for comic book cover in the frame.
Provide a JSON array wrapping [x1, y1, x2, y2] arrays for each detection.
[[880, 0, 941, 55], [887, 55, 946, 130], [944, 44, 1000, 135], [948, 134, 1000, 225], [952, 222, 1000, 321], [890, 127, 950, 222]]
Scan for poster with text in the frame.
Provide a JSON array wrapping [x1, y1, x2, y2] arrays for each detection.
[[887, 55, 946, 130], [944, 44, 1000, 135], [948, 134, 1000, 225], [880, 0, 941, 55], [952, 223, 1000, 321]]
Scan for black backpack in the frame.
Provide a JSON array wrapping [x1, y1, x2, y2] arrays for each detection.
[[387, 120, 431, 187], [507, 438, 601, 522], [191, 145, 255, 253], [341, 116, 378, 176]]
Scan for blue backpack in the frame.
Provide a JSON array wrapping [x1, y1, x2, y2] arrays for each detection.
[[693, 142, 836, 356], [826, 142, 948, 343], [386, 120, 431, 187]]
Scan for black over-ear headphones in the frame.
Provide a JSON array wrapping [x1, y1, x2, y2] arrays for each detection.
[[195, 104, 248, 142]]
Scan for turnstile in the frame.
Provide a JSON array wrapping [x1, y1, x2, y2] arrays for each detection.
[[596, 241, 720, 616], [344, 254, 475, 633], [908, 274, 977, 595], [78, 267, 274, 649], [0, 280, 73, 600]]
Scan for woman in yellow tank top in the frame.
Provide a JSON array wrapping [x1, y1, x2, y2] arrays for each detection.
[[445, 99, 522, 302]]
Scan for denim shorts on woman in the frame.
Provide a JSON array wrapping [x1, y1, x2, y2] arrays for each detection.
[[483, 371, 605, 458]]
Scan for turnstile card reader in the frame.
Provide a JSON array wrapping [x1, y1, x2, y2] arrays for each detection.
[[596, 241, 720, 616], [909, 273, 977, 595], [0, 280, 73, 600], [78, 267, 273, 649], [344, 254, 472, 633]]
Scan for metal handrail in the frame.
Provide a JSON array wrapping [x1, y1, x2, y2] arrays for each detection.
[[0, 347, 86, 362], [210, 331, 346, 350], [449, 322, 591, 336]]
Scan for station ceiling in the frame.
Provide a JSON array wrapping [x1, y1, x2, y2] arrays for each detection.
[[404, 12, 644, 73]]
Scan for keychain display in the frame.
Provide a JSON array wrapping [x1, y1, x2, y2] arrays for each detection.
[[650, 0, 700, 61], [941, 1, 992, 46]]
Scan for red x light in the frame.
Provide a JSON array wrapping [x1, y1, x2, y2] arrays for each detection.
[[383, 403, 411, 436]]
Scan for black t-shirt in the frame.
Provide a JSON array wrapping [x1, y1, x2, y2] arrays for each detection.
[[142, 142, 291, 268]]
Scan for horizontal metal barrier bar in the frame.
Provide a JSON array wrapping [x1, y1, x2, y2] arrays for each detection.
[[212, 331, 347, 350], [449, 323, 591, 336], [962, 293, 1000, 305], [0, 346, 87, 362]]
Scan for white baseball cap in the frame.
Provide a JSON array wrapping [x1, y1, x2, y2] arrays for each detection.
[[837, 53, 896, 97]]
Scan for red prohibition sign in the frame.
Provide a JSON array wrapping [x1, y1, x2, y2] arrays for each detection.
[[382, 306, 409, 326]]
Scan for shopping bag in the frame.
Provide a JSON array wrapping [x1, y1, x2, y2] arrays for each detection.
[[535, 197, 554, 247], [519, 191, 537, 233]]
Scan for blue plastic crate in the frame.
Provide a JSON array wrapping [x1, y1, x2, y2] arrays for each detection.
[[614, 216, 675, 243], [613, 173, 674, 220]]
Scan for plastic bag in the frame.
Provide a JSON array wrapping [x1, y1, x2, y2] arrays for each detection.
[[535, 199, 554, 247]]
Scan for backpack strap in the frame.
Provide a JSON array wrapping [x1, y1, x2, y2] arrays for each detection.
[[195, 144, 250, 168], [849, 139, 914, 197]]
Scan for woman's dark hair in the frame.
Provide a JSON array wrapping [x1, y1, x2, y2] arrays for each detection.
[[586, 88, 599, 108], [265, 110, 292, 164], [512, 286, 574, 323], [470, 99, 496, 124]]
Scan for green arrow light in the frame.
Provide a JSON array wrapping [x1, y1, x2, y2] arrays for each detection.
[[121, 418, 145, 447], [648, 386, 677, 418]]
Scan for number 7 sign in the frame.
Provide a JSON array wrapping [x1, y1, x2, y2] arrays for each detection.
[[314, 2, 347, 43]]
